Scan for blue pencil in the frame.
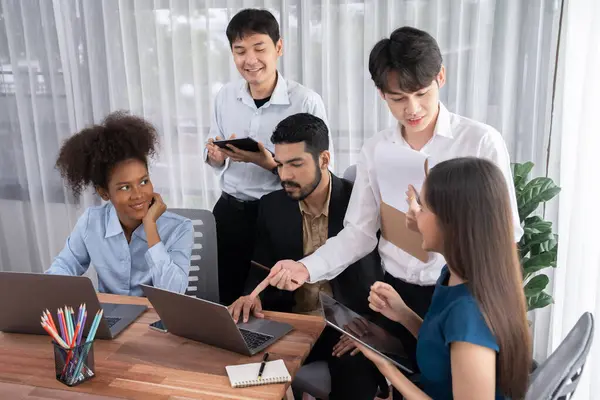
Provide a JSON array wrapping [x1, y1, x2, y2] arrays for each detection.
[[86, 309, 102, 343], [70, 309, 103, 384]]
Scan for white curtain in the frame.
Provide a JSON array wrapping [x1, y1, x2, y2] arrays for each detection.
[[0, 0, 560, 278], [545, 0, 600, 398]]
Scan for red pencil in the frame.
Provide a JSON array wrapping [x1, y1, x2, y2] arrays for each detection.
[[42, 310, 56, 330], [70, 319, 81, 347], [40, 322, 69, 348], [44, 309, 57, 333]]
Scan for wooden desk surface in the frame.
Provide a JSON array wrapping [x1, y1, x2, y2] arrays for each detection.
[[0, 293, 325, 399]]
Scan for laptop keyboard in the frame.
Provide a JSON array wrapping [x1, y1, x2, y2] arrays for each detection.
[[104, 316, 121, 328], [239, 328, 273, 350]]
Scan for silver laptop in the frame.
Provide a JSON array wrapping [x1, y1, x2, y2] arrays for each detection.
[[320, 292, 414, 374], [0, 272, 147, 340], [141, 284, 293, 356]]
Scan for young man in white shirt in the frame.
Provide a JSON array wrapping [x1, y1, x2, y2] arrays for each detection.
[[205, 9, 330, 305], [260, 27, 523, 365]]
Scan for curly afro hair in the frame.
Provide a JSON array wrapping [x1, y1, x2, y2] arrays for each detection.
[[56, 111, 158, 198]]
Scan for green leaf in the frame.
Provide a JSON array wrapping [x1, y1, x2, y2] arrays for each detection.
[[524, 275, 549, 297], [523, 253, 557, 276], [527, 291, 554, 311], [520, 231, 556, 257], [514, 165, 560, 310], [531, 235, 558, 256], [512, 162, 534, 191], [523, 216, 552, 235], [517, 177, 561, 220]]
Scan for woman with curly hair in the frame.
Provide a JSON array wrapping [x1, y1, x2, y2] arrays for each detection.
[[46, 112, 194, 296]]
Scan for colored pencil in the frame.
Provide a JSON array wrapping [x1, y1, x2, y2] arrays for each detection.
[[70, 307, 77, 336], [67, 306, 74, 340], [57, 309, 67, 342], [77, 310, 87, 346], [86, 309, 103, 343], [63, 306, 71, 340], [70, 309, 103, 384], [40, 322, 69, 349], [44, 309, 57, 333], [61, 312, 83, 378]]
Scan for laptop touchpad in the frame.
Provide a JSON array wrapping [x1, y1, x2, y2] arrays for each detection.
[[237, 317, 273, 332], [100, 303, 119, 314]]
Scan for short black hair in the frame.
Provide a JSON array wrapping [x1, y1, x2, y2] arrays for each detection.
[[369, 26, 443, 93], [55, 111, 158, 198], [271, 113, 329, 160], [226, 9, 280, 47]]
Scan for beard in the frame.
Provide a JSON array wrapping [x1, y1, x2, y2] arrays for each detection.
[[281, 167, 322, 201]]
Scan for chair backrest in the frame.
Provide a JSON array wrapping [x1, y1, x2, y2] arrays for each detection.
[[525, 312, 595, 400], [343, 164, 357, 183], [169, 209, 219, 304]]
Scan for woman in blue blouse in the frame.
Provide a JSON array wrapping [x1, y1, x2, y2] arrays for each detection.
[[46, 112, 194, 296], [352, 157, 531, 399]]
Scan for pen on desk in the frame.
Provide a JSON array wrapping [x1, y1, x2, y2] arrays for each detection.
[[251, 261, 301, 285], [257, 352, 269, 381]]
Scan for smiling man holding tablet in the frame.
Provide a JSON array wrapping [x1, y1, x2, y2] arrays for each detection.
[[204, 9, 332, 305]]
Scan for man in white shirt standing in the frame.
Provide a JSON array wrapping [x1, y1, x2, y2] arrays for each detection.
[[260, 26, 523, 365], [205, 9, 330, 305]]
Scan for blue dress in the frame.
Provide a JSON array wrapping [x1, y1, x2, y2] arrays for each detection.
[[416, 266, 505, 399]]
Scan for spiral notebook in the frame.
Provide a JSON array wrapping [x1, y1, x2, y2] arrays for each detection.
[[225, 359, 291, 388]]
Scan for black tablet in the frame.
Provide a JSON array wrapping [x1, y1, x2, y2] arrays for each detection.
[[320, 292, 414, 374], [213, 137, 260, 152]]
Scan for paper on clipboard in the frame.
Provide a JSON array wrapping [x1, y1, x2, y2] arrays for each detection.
[[374, 143, 429, 213], [374, 142, 430, 262]]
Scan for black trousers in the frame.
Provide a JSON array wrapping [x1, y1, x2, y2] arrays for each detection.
[[213, 193, 259, 306], [374, 272, 435, 400], [294, 326, 385, 400]]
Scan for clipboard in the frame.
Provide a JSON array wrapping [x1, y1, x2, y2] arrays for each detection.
[[380, 202, 429, 262], [374, 141, 430, 262]]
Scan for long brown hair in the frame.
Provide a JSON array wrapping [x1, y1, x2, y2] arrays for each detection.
[[424, 157, 531, 399]]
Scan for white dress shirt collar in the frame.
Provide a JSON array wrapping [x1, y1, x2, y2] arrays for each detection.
[[391, 102, 454, 144], [236, 71, 291, 108]]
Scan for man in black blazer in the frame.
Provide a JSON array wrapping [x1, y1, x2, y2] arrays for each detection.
[[228, 113, 385, 400], [248, 170, 380, 315]]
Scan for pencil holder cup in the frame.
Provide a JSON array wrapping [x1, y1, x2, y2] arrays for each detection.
[[53, 340, 96, 387]]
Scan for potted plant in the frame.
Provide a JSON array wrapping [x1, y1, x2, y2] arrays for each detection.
[[512, 162, 561, 312]]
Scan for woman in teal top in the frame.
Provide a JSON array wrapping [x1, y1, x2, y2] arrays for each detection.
[[352, 157, 531, 399], [46, 112, 194, 296]]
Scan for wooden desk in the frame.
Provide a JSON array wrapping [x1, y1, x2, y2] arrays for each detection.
[[0, 293, 325, 399]]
